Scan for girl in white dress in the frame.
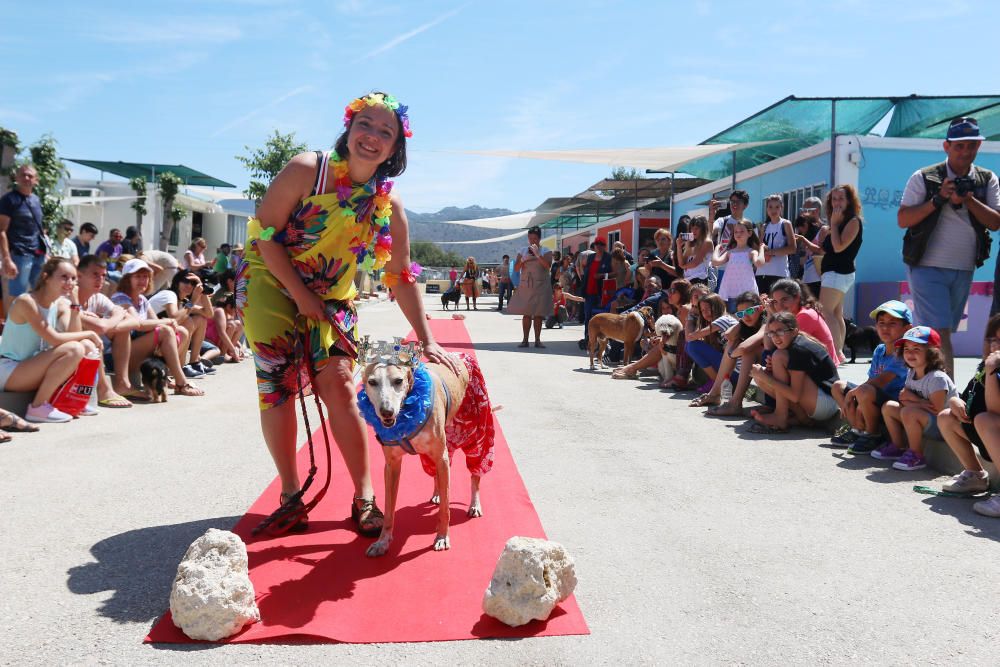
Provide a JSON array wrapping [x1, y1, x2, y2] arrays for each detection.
[[712, 220, 765, 312]]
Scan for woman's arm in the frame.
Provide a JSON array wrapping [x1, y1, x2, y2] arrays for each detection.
[[385, 194, 461, 374], [513, 253, 526, 272], [9, 297, 101, 349], [751, 244, 766, 268]]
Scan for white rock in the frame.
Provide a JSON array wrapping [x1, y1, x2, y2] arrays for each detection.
[[482, 536, 577, 627], [169, 528, 260, 641]]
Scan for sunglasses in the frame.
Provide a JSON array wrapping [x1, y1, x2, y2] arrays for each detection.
[[184, 278, 200, 286], [766, 327, 794, 339], [734, 305, 762, 318]]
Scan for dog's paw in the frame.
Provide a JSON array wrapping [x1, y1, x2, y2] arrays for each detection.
[[366, 538, 391, 558], [433, 534, 451, 551], [467, 504, 483, 518]]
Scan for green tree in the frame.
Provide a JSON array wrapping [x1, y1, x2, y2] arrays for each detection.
[[610, 166, 643, 181], [236, 130, 307, 204], [129, 175, 148, 231], [27, 134, 68, 235], [156, 172, 184, 251], [408, 241, 465, 268], [0, 127, 19, 177]]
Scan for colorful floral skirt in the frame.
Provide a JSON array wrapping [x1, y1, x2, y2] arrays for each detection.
[[238, 262, 359, 410]]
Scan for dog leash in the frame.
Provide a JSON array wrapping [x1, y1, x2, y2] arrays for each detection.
[[912, 485, 988, 499], [251, 315, 334, 537]]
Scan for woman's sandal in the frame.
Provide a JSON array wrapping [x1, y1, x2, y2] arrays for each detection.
[[706, 404, 744, 417], [0, 410, 40, 432], [276, 491, 309, 533], [174, 383, 205, 397], [688, 393, 721, 407], [351, 496, 384, 537]]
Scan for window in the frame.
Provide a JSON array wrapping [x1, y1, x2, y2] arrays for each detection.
[[606, 230, 621, 248], [227, 215, 247, 245], [769, 183, 826, 220]]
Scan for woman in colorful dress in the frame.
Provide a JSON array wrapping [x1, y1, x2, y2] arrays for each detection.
[[237, 92, 459, 536]]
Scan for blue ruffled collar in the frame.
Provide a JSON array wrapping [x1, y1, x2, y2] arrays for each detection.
[[357, 363, 434, 443]]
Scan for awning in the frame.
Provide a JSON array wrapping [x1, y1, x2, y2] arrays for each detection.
[[456, 141, 780, 172], [67, 159, 236, 188], [435, 229, 528, 244], [431, 211, 536, 230]]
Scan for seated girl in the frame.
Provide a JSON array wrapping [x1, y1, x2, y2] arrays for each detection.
[[938, 314, 1000, 501], [208, 291, 248, 361], [0, 258, 104, 426], [611, 281, 689, 382], [148, 270, 217, 376], [686, 294, 737, 404], [876, 326, 956, 471], [110, 259, 204, 397], [703, 291, 766, 417], [748, 311, 840, 434]]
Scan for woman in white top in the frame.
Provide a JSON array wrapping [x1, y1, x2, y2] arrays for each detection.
[[675, 215, 714, 285], [182, 237, 209, 274], [755, 194, 796, 294]]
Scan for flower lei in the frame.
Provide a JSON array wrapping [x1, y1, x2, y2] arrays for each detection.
[[383, 262, 422, 289], [356, 363, 433, 444], [343, 92, 412, 138], [330, 151, 393, 272]]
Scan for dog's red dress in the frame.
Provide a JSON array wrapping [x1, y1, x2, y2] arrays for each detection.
[[419, 353, 495, 477]]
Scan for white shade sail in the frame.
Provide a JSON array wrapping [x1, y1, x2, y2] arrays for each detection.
[[456, 141, 780, 172], [434, 229, 528, 244], [429, 211, 535, 230]]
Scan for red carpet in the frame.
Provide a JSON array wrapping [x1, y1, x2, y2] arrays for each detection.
[[146, 318, 588, 644]]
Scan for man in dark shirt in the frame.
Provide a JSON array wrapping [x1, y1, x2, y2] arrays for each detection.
[[496, 254, 512, 311], [73, 222, 99, 258], [121, 225, 142, 255], [0, 165, 48, 306]]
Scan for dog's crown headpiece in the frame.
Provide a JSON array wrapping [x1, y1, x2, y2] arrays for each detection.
[[357, 336, 423, 367]]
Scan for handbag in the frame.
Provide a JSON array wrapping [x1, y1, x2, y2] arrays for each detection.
[[50, 356, 100, 416]]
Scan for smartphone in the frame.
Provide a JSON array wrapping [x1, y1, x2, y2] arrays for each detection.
[[681, 233, 695, 242]]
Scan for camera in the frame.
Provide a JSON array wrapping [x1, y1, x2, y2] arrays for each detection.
[[953, 176, 976, 196], [680, 233, 695, 242]]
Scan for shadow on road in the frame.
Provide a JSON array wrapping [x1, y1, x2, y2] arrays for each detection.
[[66, 516, 241, 624]]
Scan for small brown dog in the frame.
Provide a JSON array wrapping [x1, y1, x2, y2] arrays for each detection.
[[587, 306, 655, 369], [358, 341, 495, 558]]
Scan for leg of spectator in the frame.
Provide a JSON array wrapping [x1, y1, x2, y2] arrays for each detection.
[[900, 406, 929, 457], [314, 356, 375, 500], [708, 350, 738, 396], [755, 349, 791, 429], [854, 384, 880, 434], [156, 325, 194, 390], [212, 308, 238, 359], [819, 286, 846, 359], [684, 340, 722, 381], [938, 409, 984, 472], [111, 330, 134, 394], [189, 316, 208, 365], [4, 343, 84, 406], [729, 351, 758, 404], [881, 401, 905, 447], [973, 412, 1000, 463]]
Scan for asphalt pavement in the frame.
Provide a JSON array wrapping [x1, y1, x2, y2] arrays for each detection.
[[1, 293, 997, 666]]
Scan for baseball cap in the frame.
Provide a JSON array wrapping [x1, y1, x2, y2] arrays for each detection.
[[869, 299, 913, 324], [946, 117, 985, 142], [894, 325, 942, 348], [593, 236, 607, 246], [121, 258, 152, 277]]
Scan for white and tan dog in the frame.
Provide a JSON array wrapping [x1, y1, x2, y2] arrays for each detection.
[[654, 314, 683, 380], [359, 350, 495, 558]]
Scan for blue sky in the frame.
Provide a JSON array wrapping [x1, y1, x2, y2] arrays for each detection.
[[2, 0, 996, 213]]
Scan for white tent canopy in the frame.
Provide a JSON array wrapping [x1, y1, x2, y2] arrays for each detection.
[[434, 229, 528, 244], [456, 141, 780, 172], [430, 211, 535, 229]]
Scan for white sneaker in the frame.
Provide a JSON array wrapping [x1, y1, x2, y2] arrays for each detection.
[[25, 402, 73, 423], [79, 405, 100, 417], [943, 470, 989, 494], [972, 495, 1000, 518]]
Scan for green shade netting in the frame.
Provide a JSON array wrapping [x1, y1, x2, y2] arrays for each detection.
[[885, 97, 1000, 140], [682, 97, 895, 181]]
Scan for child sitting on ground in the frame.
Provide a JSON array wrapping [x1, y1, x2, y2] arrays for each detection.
[[702, 291, 766, 417], [875, 326, 957, 471], [830, 300, 913, 454], [937, 315, 1000, 510]]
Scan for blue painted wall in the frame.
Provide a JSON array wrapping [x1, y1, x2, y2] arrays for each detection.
[[856, 145, 1000, 283]]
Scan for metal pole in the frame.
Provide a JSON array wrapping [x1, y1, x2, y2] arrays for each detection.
[[829, 99, 838, 188], [669, 172, 675, 233]]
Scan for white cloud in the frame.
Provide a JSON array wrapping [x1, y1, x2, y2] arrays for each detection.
[[352, 3, 468, 63], [210, 85, 315, 137]]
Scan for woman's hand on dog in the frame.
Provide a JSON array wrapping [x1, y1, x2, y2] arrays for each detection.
[[423, 341, 461, 375]]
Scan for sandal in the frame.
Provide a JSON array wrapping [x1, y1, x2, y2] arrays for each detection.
[[688, 393, 721, 408], [276, 491, 309, 533], [98, 395, 133, 409], [706, 404, 744, 417], [0, 410, 40, 432], [351, 496, 384, 537], [174, 382, 205, 397], [747, 422, 789, 435]]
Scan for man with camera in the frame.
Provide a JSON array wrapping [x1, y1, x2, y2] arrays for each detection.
[[898, 116, 1000, 377]]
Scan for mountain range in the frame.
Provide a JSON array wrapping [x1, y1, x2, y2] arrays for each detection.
[[405, 205, 524, 263]]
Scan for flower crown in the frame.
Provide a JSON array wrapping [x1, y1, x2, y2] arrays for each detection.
[[357, 335, 423, 367], [344, 92, 412, 138]]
